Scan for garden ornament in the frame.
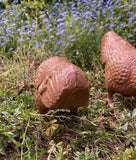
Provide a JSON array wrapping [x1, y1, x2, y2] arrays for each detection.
[[101, 31, 136, 106], [34, 56, 91, 114]]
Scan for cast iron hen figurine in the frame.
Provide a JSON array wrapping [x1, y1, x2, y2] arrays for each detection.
[[101, 31, 136, 106], [34, 56, 90, 114]]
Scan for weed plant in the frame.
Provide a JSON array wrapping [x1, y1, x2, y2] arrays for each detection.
[[0, 0, 136, 159]]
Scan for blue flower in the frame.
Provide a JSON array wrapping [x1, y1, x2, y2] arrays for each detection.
[[57, 50, 61, 54], [89, 27, 95, 32], [18, 39, 24, 42], [57, 18, 65, 22], [66, 43, 70, 46], [0, 36, 6, 39], [42, 52, 45, 55], [134, 29, 136, 32], [69, 35, 74, 39], [6, 27, 12, 33], [1, 43, 5, 46], [56, 30, 65, 36], [57, 22, 66, 29], [35, 42, 42, 48], [49, 35, 54, 39], [56, 41, 64, 46], [110, 24, 117, 28], [91, 13, 97, 19], [117, 16, 122, 20], [73, 17, 81, 22], [8, 48, 13, 51], [49, 29, 53, 32], [71, 39, 77, 42], [76, 49, 79, 55], [128, 12, 134, 15], [104, 23, 109, 27], [129, 17, 135, 23], [83, 23, 89, 28], [124, 2, 128, 7], [120, 23, 124, 27], [42, 40, 48, 43]]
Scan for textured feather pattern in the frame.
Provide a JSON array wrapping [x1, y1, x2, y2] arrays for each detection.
[[101, 31, 136, 105], [34, 56, 91, 113]]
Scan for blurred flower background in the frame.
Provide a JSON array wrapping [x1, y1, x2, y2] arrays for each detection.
[[0, 0, 136, 69]]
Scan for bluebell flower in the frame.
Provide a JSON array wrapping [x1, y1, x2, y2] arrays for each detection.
[[129, 17, 135, 23], [0, 36, 6, 39], [134, 29, 136, 32], [57, 50, 61, 54], [36, 42, 42, 48], [86, 6, 90, 9], [57, 22, 66, 29], [61, 11, 68, 17], [11, 23, 16, 26], [91, 13, 97, 19], [73, 17, 81, 22], [76, 49, 79, 55], [107, 6, 111, 11], [32, 19, 36, 24], [24, 25, 29, 29], [69, 23, 72, 28], [49, 35, 54, 39], [42, 52, 45, 55], [117, 16, 122, 20], [56, 29, 65, 36], [6, 27, 11, 33], [111, 11, 115, 15], [128, 12, 134, 15], [18, 39, 24, 42], [1, 43, 5, 46], [47, 24, 52, 29], [69, 35, 74, 39], [43, 18, 50, 23], [23, 6, 27, 12], [42, 40, 48, 43], [9, 48, 13, 51], [83, 23, 89, 28], [49, 29, 53, 32], [25, 20, 28, 24], [57, 18, 65, 22], [66, 43, 70, 46], [56, 41, 64, 46], [124, 2, 128, 7], [54, 47, 57, 51], [110, 24, 117, 28], [19, 31, 24, 35], [89, 27, 95, 32], [120, 23, 124, 27], [71, 39, 77, 42]]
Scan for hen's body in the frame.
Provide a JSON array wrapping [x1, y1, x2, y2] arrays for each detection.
[[101, 31, 136, 105], [34, 56, 91, 113]]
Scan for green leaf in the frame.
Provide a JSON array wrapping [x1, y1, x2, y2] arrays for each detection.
[[13, 141, 23, 147], [2, 132, 13, 136]]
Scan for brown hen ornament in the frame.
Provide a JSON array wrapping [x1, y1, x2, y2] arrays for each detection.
[[34, 56, 91, 114], [101, 31, 136, 106]]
